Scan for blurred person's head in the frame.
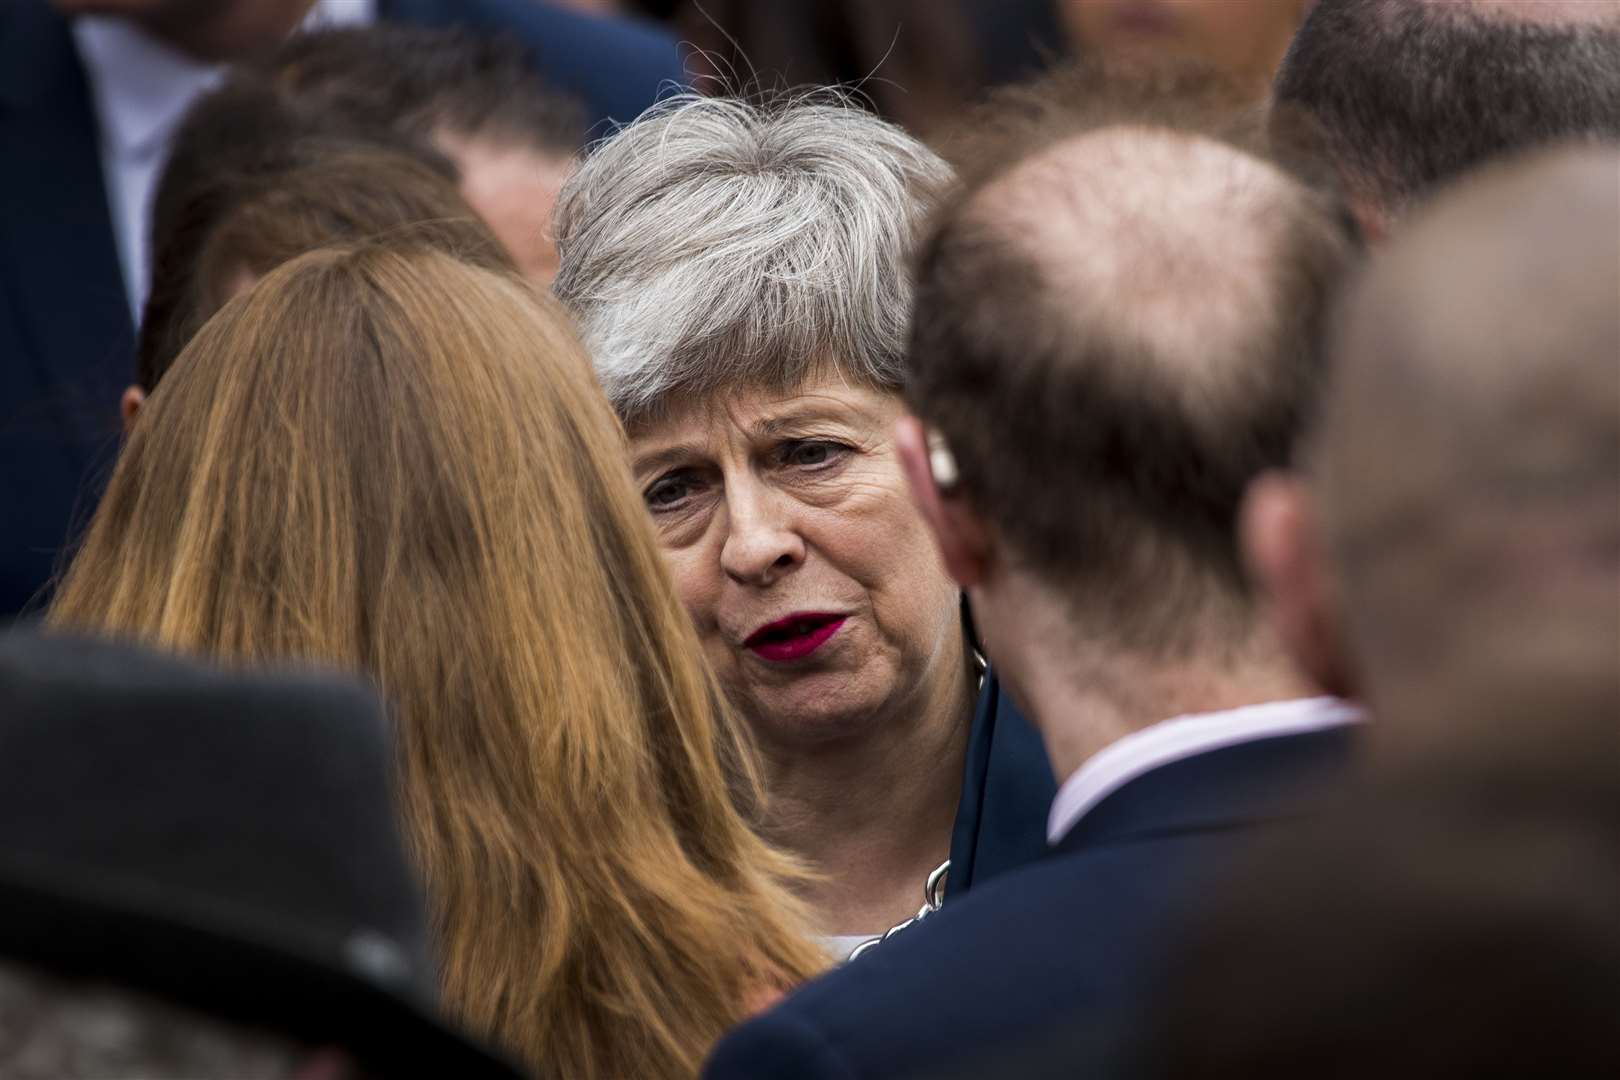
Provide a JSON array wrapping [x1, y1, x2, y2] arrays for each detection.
[[552, 93, 965, 764], [0, 630, 521, 1079], [1274, 0, 1620, 235], [131, 124, 510, 428], [1152, 710, 1620, 1080], [267, 25, 588, 281], [50, 0, 316, 60], [1243, 145, 1620, 758], [673, 0, 989, 139], [1059, 0, 1312, 95], [51, 244, 827, 1078], [898, 62, 1359, 770]]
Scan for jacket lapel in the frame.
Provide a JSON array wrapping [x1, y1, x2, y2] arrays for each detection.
[[1054, 726, 1359, 856]]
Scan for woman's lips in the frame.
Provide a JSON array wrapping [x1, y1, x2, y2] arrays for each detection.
[[744, 613, 847, 663]]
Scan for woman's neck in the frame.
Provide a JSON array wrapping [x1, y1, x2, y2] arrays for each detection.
[[757, 648, 976, 937]]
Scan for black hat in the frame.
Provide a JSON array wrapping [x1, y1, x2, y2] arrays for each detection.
[[0, 631, 525, 1078]]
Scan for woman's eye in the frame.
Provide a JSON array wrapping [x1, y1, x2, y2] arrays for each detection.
[[645, 474, 697, 511], [782, 440, 847, 469]]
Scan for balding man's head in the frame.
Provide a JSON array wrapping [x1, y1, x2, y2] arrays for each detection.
[[1250, 146, 1620, 747], [906, 118, 1357, 653], [1275, 0, 1620, 230]]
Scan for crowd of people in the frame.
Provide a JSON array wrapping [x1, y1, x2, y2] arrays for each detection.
[[1, 1, 1617, 1078]]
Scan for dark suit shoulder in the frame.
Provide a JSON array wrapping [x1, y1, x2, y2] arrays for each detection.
[[708, 833, 1223, 1080], [705, 729, 1359, 1080]]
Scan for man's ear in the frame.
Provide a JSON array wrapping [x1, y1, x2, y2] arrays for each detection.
[[120, 384, 146, 436], [1241, 470, 1358, 699], [894, 415, 993, 589]]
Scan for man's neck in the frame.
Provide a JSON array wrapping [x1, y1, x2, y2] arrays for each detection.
[[979, 576, 1318, 786], [757, 653, 975, 937]]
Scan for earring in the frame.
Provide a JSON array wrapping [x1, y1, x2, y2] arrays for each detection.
[[928, 429, 960, 492]]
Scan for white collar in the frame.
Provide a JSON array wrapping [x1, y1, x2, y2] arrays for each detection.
[[70, 0, 376, 160], [72, 16, 223, 161], [1046, 696, 1364, 844]]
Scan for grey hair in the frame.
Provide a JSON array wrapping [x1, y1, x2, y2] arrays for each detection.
[[0, 960, 305, 1079], [552, 91, 954, 421]]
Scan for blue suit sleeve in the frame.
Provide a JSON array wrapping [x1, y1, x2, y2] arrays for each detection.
[[704, 1010, 859, 1080]]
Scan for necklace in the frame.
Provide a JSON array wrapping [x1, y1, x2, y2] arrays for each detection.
[[844, 859, 950, 961], [842, 642, 988, 962]]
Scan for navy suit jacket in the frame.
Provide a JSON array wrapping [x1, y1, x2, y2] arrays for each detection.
[[947, 669, 1056, 897], [0, 0, 684, 620], [704, 727, 1358, 1080]]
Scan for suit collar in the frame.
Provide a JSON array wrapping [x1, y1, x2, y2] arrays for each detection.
[[70, 16, 221, 160], [1052, 724, 1361, 856], [1048, 697, 1363, 844]]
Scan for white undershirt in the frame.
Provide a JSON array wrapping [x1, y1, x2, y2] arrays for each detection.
[[1046, 696, 1364, 844], [820, 934, 876, 963], [72, 0, 376, 322]]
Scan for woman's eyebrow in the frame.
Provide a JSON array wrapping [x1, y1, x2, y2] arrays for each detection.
[[632, 445, 701, 476], [754, 406, 865, 438]]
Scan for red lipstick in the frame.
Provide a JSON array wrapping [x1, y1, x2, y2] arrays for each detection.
[[744, 613, 847, 663]]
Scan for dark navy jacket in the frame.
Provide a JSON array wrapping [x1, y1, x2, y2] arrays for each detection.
[[948, 669, 1056, 897], [704, 727, 1358, 1080], [0, 0, 684, 620]]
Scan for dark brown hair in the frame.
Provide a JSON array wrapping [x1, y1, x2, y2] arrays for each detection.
[[908, 61, 1359, 650], [675, 0, 985, 138], [1275, 0, 1620, 216], [267, 24, 588, 153]]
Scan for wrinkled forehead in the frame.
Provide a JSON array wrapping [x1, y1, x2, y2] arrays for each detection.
[[627, 374, 902, 455]]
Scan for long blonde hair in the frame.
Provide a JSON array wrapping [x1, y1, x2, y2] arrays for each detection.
[[51, 245, 827, 1077]]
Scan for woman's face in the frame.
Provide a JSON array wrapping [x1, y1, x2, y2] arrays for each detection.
[[630, 377, 963, 751]]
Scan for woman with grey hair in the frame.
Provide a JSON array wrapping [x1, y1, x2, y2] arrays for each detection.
[[553, 92, 1053, 958]]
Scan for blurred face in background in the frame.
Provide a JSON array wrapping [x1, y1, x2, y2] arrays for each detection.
[[1059, 0, 1311, 91], [437, 134, 577, 286]]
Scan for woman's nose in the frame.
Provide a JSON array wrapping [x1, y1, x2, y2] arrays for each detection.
[[720, 486, 806, 587]]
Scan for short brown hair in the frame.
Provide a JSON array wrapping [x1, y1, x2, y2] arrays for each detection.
[[137, 72, 511, 392], [267, 24, 589, 154], [1275, 0, 1620, 217], [908, 61, 1359, 651], [138, 142, 506, 391]]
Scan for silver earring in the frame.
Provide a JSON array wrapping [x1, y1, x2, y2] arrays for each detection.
[[928, 429, 960, 492]]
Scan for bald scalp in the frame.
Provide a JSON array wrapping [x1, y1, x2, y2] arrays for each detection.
[[909, 119, 1357, 652], [970, 127, 1308, 410]]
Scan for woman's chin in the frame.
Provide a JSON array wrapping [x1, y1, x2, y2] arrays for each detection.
[[736, 676, 895, 750]]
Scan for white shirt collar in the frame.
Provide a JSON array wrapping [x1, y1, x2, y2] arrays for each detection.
[[1046, 696, 1364, 844], [70, 0, 376, 320], [73, 16, 222, 161], [72, 0, 378, 158]]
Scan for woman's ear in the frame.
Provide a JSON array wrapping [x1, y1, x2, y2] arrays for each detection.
[[894, 415, 993, 589], [120, 384, 147, 436], [1241, 470, 1359, 699]]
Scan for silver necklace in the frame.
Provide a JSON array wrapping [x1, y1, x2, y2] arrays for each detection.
[[845, 859, 950, 961], [843, 649, 988, 962]]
